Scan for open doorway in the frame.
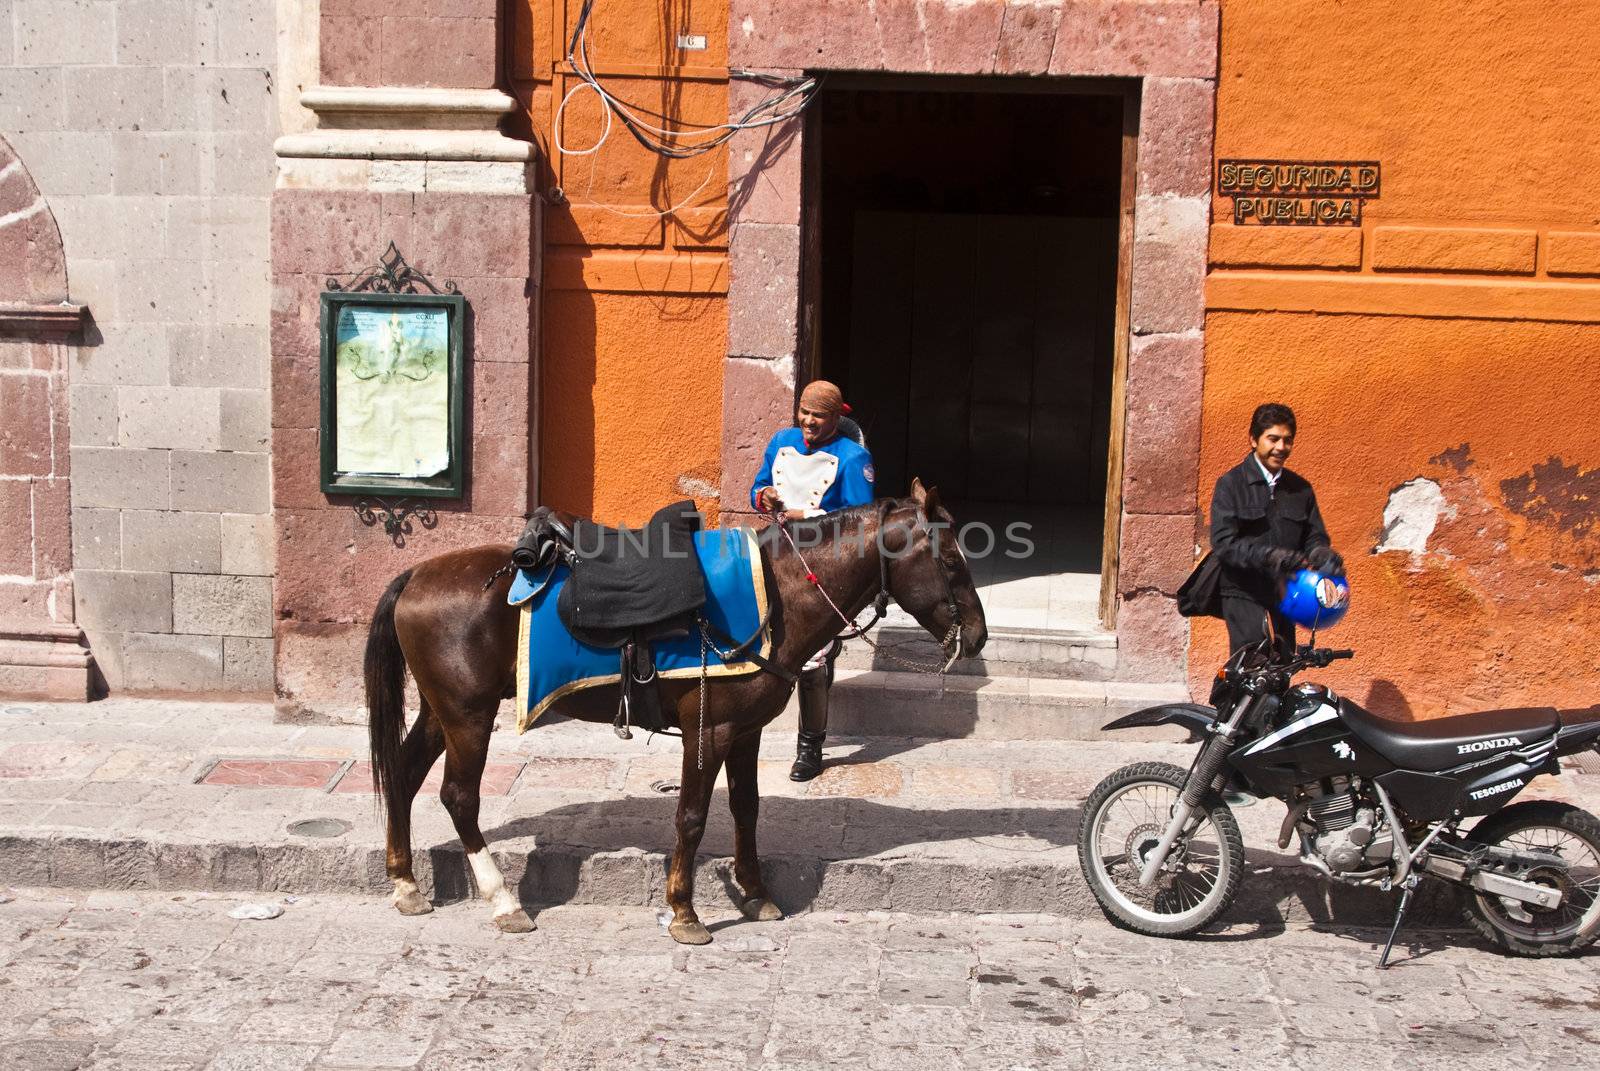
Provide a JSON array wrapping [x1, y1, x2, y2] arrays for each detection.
[[806, 78, 1130, 633]]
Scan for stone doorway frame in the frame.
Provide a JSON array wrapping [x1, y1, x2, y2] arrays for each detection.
[[719, 1, 1218, 681], [0, 134, 92, 699]]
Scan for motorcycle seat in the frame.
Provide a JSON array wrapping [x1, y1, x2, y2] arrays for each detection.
[[1338, 699, 1559, 773]]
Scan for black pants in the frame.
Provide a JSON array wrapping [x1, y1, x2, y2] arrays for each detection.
[[798, 639, 841, 735], [1221, 596, 1295, 661]]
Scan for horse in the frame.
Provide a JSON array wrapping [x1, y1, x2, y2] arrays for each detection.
[[362, 479, 988, 944]]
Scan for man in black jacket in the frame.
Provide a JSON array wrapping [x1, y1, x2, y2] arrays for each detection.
[[1209, 403, 1344, 658]]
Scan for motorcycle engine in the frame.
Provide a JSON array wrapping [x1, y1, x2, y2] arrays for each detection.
[[1303, 779, 1393, 873]]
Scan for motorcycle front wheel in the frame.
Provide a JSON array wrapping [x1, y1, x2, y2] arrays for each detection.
[[1077, 761, 1244, 937], [1463, 801, 1600, 957]]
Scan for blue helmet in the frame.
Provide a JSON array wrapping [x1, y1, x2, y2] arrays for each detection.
[[1279, 569, 1350, 630]]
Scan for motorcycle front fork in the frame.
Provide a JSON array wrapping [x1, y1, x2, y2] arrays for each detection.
[[1138, 799, 1199, 886], [1138, 696, 1254, 887]]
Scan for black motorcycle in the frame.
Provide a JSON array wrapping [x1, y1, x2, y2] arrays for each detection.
[[1078, 641, 1600, 963]]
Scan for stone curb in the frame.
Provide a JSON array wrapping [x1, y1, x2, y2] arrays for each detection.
[[0, 829, 1466, 929]]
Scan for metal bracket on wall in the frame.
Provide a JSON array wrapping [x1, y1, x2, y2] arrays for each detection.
[[326, 242, 458, 295], [355, 497, 439, 547]]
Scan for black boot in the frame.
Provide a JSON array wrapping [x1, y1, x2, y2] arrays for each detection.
[[790, 730, 825, 782], [790, 664, 831, 782]]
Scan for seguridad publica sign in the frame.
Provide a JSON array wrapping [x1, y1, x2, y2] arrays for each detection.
[[1217, 160, 1380, 227]]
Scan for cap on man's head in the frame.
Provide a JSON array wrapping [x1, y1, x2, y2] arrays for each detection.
[[799, 380, 844, 415]]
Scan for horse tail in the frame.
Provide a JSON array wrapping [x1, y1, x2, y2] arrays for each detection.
[[365, 568, 415, 826]]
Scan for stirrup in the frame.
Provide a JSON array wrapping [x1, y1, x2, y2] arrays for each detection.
[[613, 694, 633, 740]]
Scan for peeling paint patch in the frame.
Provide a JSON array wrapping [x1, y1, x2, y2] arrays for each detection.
[[1429, 443, 1474, 472], [1376, 478, 1453, 555], [676, 475, 719, 499], [1500, 457, 1600, 539]]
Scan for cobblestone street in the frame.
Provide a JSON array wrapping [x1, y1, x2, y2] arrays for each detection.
[[1, 887, 1597, 1070]]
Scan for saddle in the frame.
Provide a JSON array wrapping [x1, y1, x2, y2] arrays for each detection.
[[512, 501, 708, 737]]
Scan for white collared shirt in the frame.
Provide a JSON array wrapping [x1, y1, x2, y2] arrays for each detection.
[[1254, 454, 1281, 493]]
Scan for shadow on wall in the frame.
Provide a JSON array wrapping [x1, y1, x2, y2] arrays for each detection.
[[1362, 678, 1415, 722]]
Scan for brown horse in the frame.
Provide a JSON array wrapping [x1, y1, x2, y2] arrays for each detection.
[[363, 480, 987, 944]]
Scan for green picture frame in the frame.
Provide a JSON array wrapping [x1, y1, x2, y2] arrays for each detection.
[[319, 290, 468, 499]]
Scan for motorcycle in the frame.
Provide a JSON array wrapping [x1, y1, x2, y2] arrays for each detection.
[[1078, 640, 1600, 964]]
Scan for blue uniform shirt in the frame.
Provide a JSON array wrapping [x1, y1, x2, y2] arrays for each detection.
[[750, 427, 875, 516]]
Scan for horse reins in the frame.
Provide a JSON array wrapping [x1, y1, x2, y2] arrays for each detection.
[[770, 503, 963, 674]]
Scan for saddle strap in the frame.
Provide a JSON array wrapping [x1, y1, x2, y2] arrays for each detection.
[[614, 639, 671, 740], [700, 618, 799, 685]]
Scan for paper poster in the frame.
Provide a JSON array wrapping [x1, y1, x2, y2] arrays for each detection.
[[332, 305, 450, 478]]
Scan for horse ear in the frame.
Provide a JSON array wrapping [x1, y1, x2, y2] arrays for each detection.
[[922, 484, 942, 519], [909, 477, 927, 503]]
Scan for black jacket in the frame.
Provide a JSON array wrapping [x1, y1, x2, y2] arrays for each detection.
[[1208, 456, 1330, 604]]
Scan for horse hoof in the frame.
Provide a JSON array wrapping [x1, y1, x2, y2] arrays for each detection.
[[669, 920, 713, 945], [493, 909, 536, 933], [393, 890, 434, 916], [740, 897, 784, 922]]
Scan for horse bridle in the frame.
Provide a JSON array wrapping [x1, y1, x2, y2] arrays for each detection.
[[773, 501, 965, 673]]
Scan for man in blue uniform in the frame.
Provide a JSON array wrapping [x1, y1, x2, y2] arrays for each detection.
[[751, 380, 875, 780]]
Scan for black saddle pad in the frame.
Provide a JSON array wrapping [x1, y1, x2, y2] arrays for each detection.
[[557, 500, 707, 642]]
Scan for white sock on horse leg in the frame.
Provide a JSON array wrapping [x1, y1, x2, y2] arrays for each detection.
[[467, 847, 521, 918], [392, 876, 422, 904]]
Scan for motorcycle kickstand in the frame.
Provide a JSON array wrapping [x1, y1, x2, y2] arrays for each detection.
[[1377, 878, 1418, 970]]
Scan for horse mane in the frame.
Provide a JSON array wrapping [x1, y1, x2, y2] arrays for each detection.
[[763, 497, 925, 560]]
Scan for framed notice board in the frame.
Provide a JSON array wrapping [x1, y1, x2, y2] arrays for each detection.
[[319, 289, 467, 499]]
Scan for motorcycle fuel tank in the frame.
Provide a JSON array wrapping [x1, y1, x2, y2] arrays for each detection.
[[1230, 686, 1394, 796]]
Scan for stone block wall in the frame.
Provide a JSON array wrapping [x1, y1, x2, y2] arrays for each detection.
[[1, 0, 280, 692], [266, 0, 539, 719], [320, 0, 499, 90], [269, 188, 537, 717], [721, 73, 803, 525]]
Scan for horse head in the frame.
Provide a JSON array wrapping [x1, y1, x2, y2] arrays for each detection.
[[882, 478, 988, 665]]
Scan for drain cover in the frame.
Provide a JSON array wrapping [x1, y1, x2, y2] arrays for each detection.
[[650, 778, 681, 795], [286, 818, 352, 838]]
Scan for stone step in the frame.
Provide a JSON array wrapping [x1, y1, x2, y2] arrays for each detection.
[[837, 625, 1119, 681], [10, 700, 1597, 932], [813, 669, 1192, 741], [0, 805, 1474, 932]]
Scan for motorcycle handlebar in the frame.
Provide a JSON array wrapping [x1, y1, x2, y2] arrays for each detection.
[[1227, 644, 1356, 682]]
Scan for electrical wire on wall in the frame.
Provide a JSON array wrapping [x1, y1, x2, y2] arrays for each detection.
[[551, 0, 820, 218]]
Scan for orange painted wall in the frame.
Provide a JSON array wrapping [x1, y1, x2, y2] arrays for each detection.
[[1199, 0, 1600, 717], [511, 0, 730, 526]]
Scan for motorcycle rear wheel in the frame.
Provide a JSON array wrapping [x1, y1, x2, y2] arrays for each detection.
[[1078, 761, 1244, 937], [1462, 801, 1600, 957]]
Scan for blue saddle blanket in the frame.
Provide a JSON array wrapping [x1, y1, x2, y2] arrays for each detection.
[[510, 526, 771, 732]]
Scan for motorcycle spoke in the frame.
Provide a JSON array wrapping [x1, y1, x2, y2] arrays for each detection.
[[1084, 770, 1239, 930]]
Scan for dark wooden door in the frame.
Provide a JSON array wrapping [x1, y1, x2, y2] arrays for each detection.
[[845, 211, 1117, 505]]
